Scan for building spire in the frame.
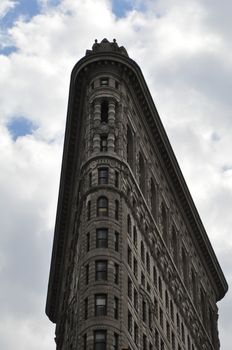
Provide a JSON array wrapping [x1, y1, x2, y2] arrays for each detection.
[[85, 38, 129, 57]]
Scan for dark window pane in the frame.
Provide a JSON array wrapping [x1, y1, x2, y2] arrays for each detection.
[[98, 168, 108, 184], [94, 330, 107, 350], [96, 228, 108, 248], [95, 260, 107, 281], [95, 294, 107, 316], [100, 78, 109, 86], [97, 197, 108, 216]]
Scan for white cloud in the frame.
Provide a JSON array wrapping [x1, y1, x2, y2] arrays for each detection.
[[0, 0, 17, 18], [0, 0, 231, 349]]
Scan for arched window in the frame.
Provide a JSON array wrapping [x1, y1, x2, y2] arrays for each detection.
[[139, 152, 145, 195], [127, 126, 133, 169], [127, 215, 131, 235], [151, 178, 156, 220], [97, 196, 108, 217], [171, 227, 178, 266], [141, 241, 145, 263], [161, 203, 168, 243], [115, 200, 119, 220], [101, 100, 108, 123], [182, 248, 188, 286]]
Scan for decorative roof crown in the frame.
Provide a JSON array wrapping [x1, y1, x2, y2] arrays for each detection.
[[85, 38, 129, 57]]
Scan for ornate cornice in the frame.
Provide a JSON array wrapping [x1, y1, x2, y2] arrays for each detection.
[[46, 40, 228, 323]]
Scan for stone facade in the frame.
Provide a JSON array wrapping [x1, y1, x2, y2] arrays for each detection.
[[46, 39, 228, 350]]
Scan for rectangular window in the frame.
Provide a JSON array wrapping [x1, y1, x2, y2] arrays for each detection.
[[149, 307, 152, 329], [89, 172, 92, 187], [172, 332, 175, 350], [86, 232, 90, 252], [176, 313, 180, 334], [158, 277, 163, 299], [160, 308, 163, 328], [95, 294, 107, 316], [114, 263, 119, 284], [113, 333, 119, 350], [143, 334, 147, 350], [127, 245, 132, 267], [95, 260, 107, 281], [134, 322, 138, 345], [100, 77, 109, 86], [83, 334, 87, 350], [85, 264, 89, 285], [96, 228, 108, 248], [128, 277, 132, 300], [160, 339, 164, 350], [94, 330, 107, 350], [114, 297, 119, 319], [100, 136, 107, 152], [166, 321, 170, 341], [114, 231, 119, 251], [165, 290, 169, 310], [133, 257, 138, 278], [134, 289, 138, 309], [115, 200, 119, 220], [187, 335, 191, 350], [141, 272, 145, 287], [170, 300, 174, 321], [115, 81, 119, 89], [84, 297, 88, 319], [142, 300, 146, 322], [154, 297, 158, 319], [153, 266, 157, 288], [87, 201, 91, 220], [128, 311, 132, 334], [155, 329, 159, 349], [133, 227, 137, 247], [181, 323, 185, 344], [115, 171, 119, 187], [149, 343, 153, 350], [98, 168, 108, 184]]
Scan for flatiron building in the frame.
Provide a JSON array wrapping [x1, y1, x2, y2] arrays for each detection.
[[46, 39, 228, 350]]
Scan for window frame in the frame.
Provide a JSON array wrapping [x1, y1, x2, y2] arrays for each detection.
[[95, 260, 108, 281], [96, 228, 108, 248]]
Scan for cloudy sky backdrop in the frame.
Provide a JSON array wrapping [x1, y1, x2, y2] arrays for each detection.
[[0, 0, 231, 349]]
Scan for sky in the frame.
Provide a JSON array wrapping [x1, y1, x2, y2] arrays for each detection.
[[0, 0, 231, 349]]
